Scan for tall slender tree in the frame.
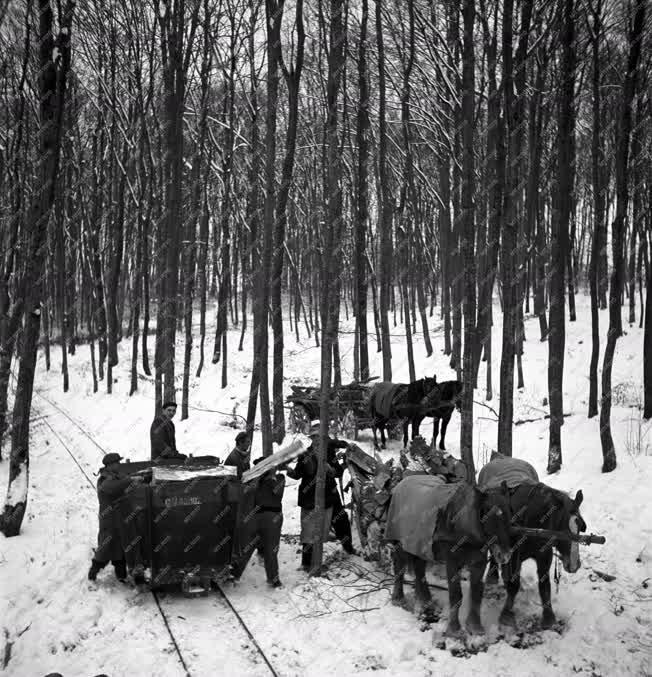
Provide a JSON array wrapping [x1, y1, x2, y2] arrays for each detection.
[[547, 0, 575, 474], [600, 0, 647, 472], [1, 0, 75, 536]]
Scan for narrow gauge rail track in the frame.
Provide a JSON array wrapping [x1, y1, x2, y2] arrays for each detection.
[[33, 390, 280, 677]]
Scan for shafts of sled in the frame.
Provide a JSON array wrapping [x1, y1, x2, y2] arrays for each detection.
[[510, 527, 606, 546]]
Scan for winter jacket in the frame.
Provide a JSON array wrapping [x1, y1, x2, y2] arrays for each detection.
[[95, 469, 134, 562], [150, 415, 178, 460], [224, 447, 251, 479], [255, 473, 286, 512], [287, 438, 346, 510]]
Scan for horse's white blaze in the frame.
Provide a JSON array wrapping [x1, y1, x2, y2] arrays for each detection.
[[569, 514, 581, 572]]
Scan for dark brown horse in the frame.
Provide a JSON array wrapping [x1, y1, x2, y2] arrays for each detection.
[[486, 481, 587, 629], [368, 376, 440, 448], [386, 475, 513, 637], [410, 380, 463, 450]]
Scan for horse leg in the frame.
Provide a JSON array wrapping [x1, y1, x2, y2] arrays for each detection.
[[391, 545, 407, 606], [403, 419, 410, 448], [439, 413, 451, 450], [412, 415, 422, 440], [466, 554, 486, 635], [380, 421, 387, 449], [412, 556, 433, 616], [537, 551, 556, 628], [372, 419, 380, 449], [444, 547, 463, 637], [499, 559, 521, 628], [431, 418, 440, 449], [485, 552, 500, 584]]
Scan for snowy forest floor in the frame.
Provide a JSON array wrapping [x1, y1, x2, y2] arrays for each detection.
[[1, 294, 651, 677]]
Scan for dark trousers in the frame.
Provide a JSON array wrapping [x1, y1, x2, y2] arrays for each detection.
[[331, 491, 354, 553], [254, 511, 283, 584]]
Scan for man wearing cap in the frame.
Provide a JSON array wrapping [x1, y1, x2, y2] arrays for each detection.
[[286, 433, 352, 570], [224, 432, 252, 479], [88, 453, 144, 582], [150, 401, 186, 461]]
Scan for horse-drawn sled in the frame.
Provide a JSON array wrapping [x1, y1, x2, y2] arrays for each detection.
[[344, 444, 606, 634], [286, 377, 404, 441]]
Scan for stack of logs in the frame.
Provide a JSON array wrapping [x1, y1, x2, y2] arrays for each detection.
[[345, 437, 467, 566]]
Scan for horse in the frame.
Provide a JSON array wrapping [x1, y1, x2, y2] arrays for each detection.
[[479, 456, 587, 629], [385, 474, 513, 637], [410, 380, 463, 451], [368, 376, 440, 449]]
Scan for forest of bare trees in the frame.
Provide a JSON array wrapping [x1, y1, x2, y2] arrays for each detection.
[[1, 0, 650, 540]]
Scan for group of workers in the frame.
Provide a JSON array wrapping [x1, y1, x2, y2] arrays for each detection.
[[88, 400, 356, 589]]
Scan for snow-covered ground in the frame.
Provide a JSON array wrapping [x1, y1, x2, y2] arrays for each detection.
[[1, 295, 651, 677]]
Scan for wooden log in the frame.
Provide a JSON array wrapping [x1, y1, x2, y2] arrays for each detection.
[[242, 438, 309, 483]]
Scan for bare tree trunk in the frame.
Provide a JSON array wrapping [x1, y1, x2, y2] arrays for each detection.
[[251, 0, 283, 457], [244, 0, 262, 436], [588, 0, 604, 419], [600, 0, 646, 473], [1, 0, 74, 536], [355, 0, 370, 381], [547, 0, 575, 475], [497, 0, 517, 456], [376, 0, 392, 381], [271, 0, 304, 442], [460, 0, 477, 482], [313, 0, 345, 575]]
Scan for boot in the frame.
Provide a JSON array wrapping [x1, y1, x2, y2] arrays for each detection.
[[131, 563, 145, 585], [301, 545, 313, 571], [113, 560, 127, 582], [88, 559, 103, 581]]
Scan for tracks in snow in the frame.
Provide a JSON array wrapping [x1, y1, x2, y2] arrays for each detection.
[[33, 390, 279, 677]]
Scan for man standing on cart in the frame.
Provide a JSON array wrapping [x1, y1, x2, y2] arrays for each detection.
[[225, 431, 252, 478], [150, 401, 186, 461]]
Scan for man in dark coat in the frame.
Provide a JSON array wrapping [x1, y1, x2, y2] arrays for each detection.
[[251, 458, 286, 588], [286, 434, 353, 570], [88, 453, 143, 582], [150, 401, 186, 461], [224, 431, 251, 478]]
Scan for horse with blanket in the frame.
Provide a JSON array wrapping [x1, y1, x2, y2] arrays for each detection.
[[478, 453, 588, 629], [385, 474, 513, 636], [368, 376, 440, 449]]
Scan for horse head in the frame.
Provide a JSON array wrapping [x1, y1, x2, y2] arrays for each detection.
[[477, 481, 513, 565], [549, 489, 586, 573], [420, 375, 441, 407]]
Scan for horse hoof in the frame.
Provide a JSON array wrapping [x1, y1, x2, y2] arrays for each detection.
[[391, 594, 405, 608], [418, 603, 440, 624], [439, 444, 446, 451], [541, 611, 556, 629], [499, 610, 516, 629], [466, 616, 485, 636], [445, 621, 463, 638]]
